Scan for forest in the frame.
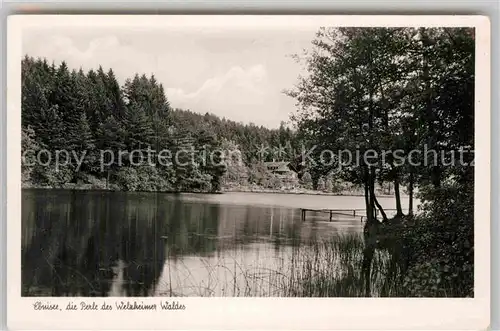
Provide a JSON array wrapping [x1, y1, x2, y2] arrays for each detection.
[[20, 56, 308, 193], [286, 27, 474, 296]]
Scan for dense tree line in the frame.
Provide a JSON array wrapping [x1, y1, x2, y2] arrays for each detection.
[[287, 27, 474, 296], [21, 56, 306, 192], [169, 109, 301, 164]]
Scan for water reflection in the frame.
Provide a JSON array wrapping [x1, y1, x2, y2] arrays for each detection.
[[22, 189, 364, 297]]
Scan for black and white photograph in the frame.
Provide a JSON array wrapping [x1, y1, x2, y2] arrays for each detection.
[[6, 14, 491, 330], [17, 18, 480, 297]]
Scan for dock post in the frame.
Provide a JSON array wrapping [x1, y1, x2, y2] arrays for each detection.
[[329, 211, 333, 222], [353, 210, 356, 216], [301, 209, 305, 222]]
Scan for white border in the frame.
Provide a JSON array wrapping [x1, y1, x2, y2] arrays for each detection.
[[7, 15, 491, 330]]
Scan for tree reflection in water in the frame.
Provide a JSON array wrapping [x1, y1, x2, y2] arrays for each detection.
[[22, 189, 358, 297]]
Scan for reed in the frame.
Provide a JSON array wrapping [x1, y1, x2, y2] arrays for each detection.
[[282, 233, 394, 297], [154, 232, 399, 297]]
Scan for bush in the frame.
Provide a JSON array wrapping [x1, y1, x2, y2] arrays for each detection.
[[324, 178, 333, 192], [31, 165, 74, 188], [301, 172, 313, 190], [400, 183, 474, 297], [317, 177, 326, 191], [268, 175, 283, 190], [116, 167, 140, 191], [116, 166, 174, 192]]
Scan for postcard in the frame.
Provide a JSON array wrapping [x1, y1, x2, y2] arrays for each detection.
[[7, 14, 491, 330]]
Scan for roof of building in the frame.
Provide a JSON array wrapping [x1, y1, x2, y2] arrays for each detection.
[[264, 161, 292, 172]]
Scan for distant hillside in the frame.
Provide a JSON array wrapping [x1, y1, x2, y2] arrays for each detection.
[[168, 108, 301, 165]]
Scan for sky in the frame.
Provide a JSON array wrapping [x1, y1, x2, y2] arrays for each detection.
[[22, 26, 319, 128]]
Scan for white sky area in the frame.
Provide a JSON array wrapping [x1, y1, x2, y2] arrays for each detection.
[[22, 27, 319, 128]]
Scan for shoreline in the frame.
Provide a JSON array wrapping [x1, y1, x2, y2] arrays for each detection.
[[223, 187, 398, 199], [21, 183, 401, 199]]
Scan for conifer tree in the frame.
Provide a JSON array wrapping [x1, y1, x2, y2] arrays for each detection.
[[123, 102, 155, 150]]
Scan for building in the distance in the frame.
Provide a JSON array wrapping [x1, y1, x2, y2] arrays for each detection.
[[264, 161, 293, 175], [264, 161, 299, 189]]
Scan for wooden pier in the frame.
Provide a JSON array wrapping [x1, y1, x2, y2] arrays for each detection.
[[300, 208, 398, 222]]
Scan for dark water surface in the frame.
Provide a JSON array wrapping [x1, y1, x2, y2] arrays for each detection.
[[22, 189, 406, 297]]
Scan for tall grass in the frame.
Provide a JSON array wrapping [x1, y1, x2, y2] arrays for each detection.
[[153, 232, 398, 297], [282, 233, 394, 297]]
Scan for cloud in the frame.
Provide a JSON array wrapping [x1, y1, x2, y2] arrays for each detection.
[[166, 64, 276, 125], [26, 34, 157, 81], [22, 29, 307, 127]]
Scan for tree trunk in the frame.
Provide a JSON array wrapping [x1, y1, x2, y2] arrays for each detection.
[[363, 166, 372, 223], [362, 168, 377, 298], [364, 181, 370, 216], [431, 166, 441, 188], [408, 170, 414, 216], [394, 176, 403, 217], [373, 195, 388, 221], [369, 167, 377, 221], [362, 245, 374, 297]]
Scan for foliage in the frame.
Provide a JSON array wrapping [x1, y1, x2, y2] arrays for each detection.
[[324, 177, 333, 193], [267, 175, 284, 190], [317, 177, 326, 191], [300, 172, 313, 190], [21, 126, 41, 184], [287, 27, 475, 296], [22, 56, 332, 193], [220, 140, 249, 187], [400, 183, 474, 297], [21, 56, 233, 193], [248, 162, 269, 186], [31, 165, 74, 188]]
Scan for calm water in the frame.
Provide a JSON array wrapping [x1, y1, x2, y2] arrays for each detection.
[[22, 189, 410, 297]]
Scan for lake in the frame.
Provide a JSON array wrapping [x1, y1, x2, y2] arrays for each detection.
[[21, 189, 413, 297]]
